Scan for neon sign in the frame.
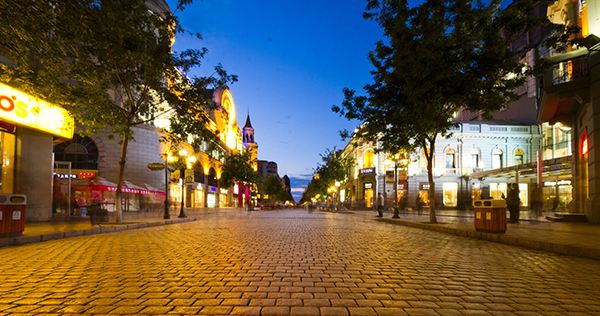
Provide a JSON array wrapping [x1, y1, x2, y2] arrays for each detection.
[[0, 83, 74, 138]]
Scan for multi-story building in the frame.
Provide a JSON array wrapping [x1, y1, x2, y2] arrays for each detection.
[[538, 0, 600, 222], [52, 86, 246, 215], [339, 121, 541, 210]]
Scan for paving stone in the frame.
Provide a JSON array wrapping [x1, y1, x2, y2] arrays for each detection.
[[0, 210, 598, 315]]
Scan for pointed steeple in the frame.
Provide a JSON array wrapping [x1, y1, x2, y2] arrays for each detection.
[[244, 113, 253, 129]]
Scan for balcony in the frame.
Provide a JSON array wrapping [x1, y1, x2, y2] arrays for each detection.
[[539, 49, 590, 124]]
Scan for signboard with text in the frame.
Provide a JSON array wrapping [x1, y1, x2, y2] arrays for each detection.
[[0, 83, 74, 138]]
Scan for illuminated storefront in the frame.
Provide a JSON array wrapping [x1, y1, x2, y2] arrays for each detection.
[[0, 83, 74, 221]]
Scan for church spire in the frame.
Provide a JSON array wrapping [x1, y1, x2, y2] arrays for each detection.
[[244, 112, 253, 129]]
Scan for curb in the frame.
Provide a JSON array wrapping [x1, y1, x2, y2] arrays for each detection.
[[379, 218, 600, 261], [0, 218, 196, 248]]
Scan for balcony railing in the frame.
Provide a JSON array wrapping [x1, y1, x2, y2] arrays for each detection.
[[551, 55, 588, 85]]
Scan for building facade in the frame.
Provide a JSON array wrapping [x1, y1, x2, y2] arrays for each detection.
[[538, 0, 600, 222], [339, 122, 541, 211]]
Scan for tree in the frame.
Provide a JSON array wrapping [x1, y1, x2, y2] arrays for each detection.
[[0, 0, 235, 223], [334, 0, 549, 223], [263, 175, 285, 202], [300, 148, 354, 203], [220, 151, 258, 188]]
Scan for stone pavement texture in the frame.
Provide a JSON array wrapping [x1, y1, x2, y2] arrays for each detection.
[[1, 209, 600, 315], [349, 209, 600, 260]]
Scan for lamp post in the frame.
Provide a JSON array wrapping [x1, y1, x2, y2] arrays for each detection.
[[176, 149, 196, 218], [164, 154, 175, 219]]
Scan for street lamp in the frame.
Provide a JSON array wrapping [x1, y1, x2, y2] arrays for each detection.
[[164, 154, 177, 219], [176, 149, 196, 218]]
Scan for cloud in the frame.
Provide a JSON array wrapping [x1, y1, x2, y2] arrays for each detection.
[[291, 187, 305, 193]]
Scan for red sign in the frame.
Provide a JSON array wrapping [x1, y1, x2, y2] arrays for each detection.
[[581, 130, 589, 156]]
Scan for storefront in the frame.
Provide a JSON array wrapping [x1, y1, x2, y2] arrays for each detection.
[[359, 167, 376, 209], [0, 83, 74, 221], [418, 182, 431, 207]]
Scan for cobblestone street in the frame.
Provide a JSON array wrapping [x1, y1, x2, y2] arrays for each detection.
[[1, 209, 599, 315]]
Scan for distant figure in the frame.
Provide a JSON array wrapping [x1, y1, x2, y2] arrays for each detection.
[[506, 184, 521, 223], [416, 195, 424, 214], [377, 193, 384, 217]]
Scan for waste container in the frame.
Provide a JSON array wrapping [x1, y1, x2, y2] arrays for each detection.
[[88, 203, 109, 225], [0, 194, 27, 237], [473, 199, 507, 233]]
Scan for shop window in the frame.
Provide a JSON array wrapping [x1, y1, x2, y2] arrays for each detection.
[[53, 134, 99, 170], [514, 148, 524, 165], [443, 182, 458, 207], [363, 149, 375, 168], [492, 148, 503, 169], [490, 183, 507, 199], [518, 183, 528, 207], [0, 132, 15, 194], [445, 147, 456, 169]]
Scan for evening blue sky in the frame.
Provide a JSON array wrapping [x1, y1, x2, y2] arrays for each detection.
[[168, 0, 385, 200]]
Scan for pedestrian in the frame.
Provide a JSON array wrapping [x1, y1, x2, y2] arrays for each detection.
[[506, 184, 521, 223], [377, 193, 383, 217], [416, 195, 423, 215]]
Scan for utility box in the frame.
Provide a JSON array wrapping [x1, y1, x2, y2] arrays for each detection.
[[0, 194, 27, 237], [473, 199, 507, 233]]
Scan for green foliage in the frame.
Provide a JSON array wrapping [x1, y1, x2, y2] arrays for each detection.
[[0, 0, 235, 222], [334, 0, 550, 222], [220, 151, 258, 188], [263, 175, 285, 201], [300, 148, 354, 203]]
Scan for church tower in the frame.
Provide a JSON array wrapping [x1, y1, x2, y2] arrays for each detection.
[[243, 113, 258, 170]]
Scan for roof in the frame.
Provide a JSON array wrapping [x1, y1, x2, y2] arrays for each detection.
[[244, 113, 253, 129]]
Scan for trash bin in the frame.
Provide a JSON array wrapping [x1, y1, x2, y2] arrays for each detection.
[[88, 203, 109, 225], [0, 194, 27, 237], [473, 199, 507, 233]]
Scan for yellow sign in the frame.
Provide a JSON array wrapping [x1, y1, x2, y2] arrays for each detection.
[[0, 83, 74, 138]]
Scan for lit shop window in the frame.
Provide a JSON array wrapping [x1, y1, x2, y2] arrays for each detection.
[[443, 182, 458, 207], [490, 183, 507, 200], [0, 131, 15, 194], [519, 183, 528, 207]]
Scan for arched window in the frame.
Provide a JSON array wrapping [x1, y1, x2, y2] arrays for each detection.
[[445, 147, 456, 169], [363, 149, 375, 168], [492, 148, 503, 169], [53, 134, 99, 170], [194, 163, 205, 183], [514, 148, 524, 165], [470, 148, 481, 168], [208, 167, 218, 187]]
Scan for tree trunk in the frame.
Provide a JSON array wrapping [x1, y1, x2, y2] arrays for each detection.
[[425, 140, 437, 224], [115, 134, 130, 224]]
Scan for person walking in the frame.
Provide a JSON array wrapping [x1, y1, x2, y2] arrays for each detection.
[[506, 183, 521, 223], [377, 193, 384, 217]]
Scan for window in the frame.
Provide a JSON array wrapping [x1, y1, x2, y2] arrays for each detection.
[[519, 183, 528, 207], [363, 149, 375, 168], [514, 148, 524, 165], [471, 154, 480, 168], [443, 182, 458, 207], [53, 134, 99, 170], [445, 147, 456, 169], [492, 148, 503, 169], [490, 183, 507, 199]]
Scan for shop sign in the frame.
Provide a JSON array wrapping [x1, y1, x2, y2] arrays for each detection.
[[544, 180, 571, 187], [220, 188, 228, 194], [364, 182, 372, 189], [147, 162, 165, 171], [419, 182, 430, 190], [360, 167, 375, 175], [209, 186, 217, 192], [0, 83, 74, 138]]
